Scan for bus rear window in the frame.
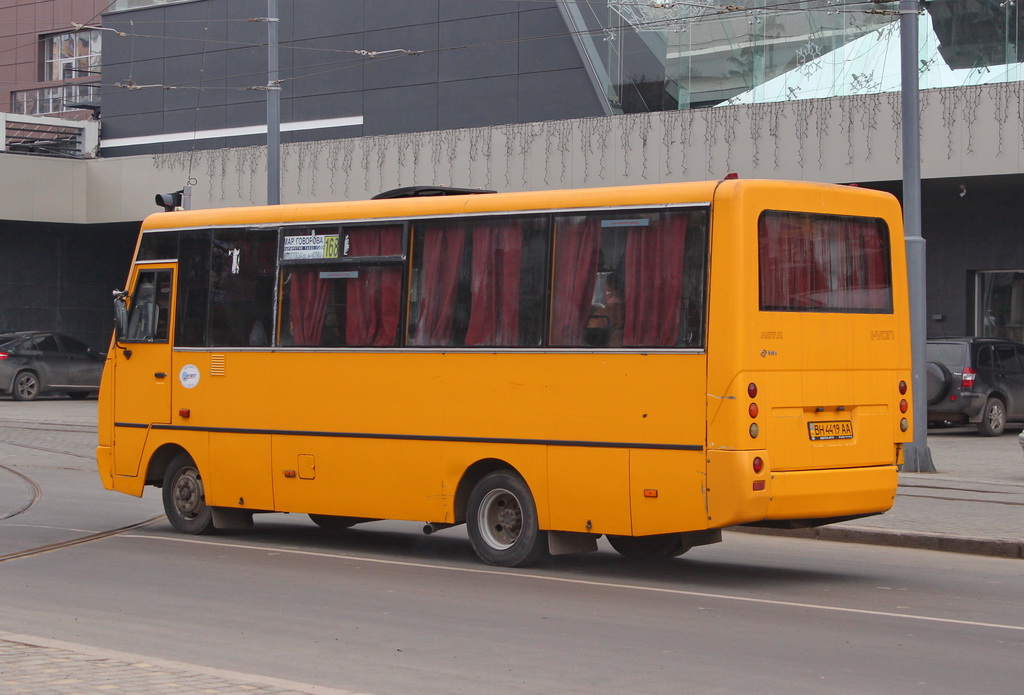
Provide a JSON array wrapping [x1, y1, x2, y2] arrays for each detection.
[[758, 211, 892, 314]]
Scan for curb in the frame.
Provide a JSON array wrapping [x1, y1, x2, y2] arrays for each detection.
[[731, 525, 1024, 559]]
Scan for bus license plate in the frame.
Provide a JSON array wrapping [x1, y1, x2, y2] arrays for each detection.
[[808, 420, 853, 441]]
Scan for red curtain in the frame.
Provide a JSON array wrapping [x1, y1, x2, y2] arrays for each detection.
[[760, 213, 890, 312], [410, 225, 466, 345], [550, 217, 600, 346], [759, 215, 827, 309], [464, 221, 524, 346], [345, 226, 403, 346], [840, 218, 890, 310], [623, 215, 688, 346], [289, 269, 330, 345]]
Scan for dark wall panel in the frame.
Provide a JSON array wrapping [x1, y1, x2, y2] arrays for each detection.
[[364, 0, 439, 31], [100, 0, 598, 157], [517, 68, 604, 121], [519, 7, 583, 73], [438, 76, 519, 129], [0, 221, 140, 350], [439, 13, 519, 81], [362, 83, 438, 136]]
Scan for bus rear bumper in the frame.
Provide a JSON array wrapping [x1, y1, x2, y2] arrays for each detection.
[[706, 449, 898, 528], [762, 464, 898, 523]]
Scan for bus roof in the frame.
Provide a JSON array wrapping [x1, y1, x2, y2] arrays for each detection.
[[138, 179, 891, 231]]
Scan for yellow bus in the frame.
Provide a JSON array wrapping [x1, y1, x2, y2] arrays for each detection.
[[96, 178, 912, 567]]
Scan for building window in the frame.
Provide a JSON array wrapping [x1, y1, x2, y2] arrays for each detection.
[[976, 271, 1024, 342], [43, 30, 101, 82]]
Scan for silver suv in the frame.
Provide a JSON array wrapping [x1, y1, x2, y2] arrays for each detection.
[[927, 338, 1024, 436]]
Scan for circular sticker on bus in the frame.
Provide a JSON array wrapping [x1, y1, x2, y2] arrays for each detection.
[[179, 364, 200, 389]]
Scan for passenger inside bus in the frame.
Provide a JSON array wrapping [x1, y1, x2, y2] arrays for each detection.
[[585, 272, 625, 347]]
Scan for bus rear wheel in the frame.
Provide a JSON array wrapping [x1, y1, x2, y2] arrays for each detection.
[[606, 533, 690, 559], [162, 453, 214, 534], [467, 470, 547, 568]]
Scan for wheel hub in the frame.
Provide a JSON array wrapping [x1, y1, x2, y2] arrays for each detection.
[[479, 489, 523, 550], [173, 471, 204, 518]]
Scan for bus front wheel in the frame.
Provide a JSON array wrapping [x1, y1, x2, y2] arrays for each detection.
[[162, 453, 214, 534], [467, 470, 547, 568], [606, 533, 690, 559]]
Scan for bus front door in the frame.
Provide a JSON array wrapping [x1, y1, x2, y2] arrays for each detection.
[[112, 265, 175, 478]]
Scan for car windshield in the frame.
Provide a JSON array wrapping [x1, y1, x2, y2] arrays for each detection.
[[927, 342, 967, 367]]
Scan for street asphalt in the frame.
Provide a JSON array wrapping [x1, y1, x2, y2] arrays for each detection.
[[0, 397, 1021, 693], [1, 396, 1022, 558]]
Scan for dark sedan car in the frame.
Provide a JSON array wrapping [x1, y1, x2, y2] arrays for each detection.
[[0, 331, 104, 401]]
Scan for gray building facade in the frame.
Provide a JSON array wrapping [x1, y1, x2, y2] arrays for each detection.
[[4, 0, 1024, 350]]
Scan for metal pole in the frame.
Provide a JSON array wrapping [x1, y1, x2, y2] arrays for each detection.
[[266, 0, 281, 205], [901, 0, 935, 472]]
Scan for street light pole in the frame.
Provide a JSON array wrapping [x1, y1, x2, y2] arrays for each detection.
[[900, 0, 935, 472], [266, 0, 281, 205]]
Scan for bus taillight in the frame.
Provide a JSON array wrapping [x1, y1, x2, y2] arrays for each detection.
[[899, 380, 907, 395], [748, 382, 757, 398], [961, 368, 977, 390], [899, 399, 908, 413], [748, 402, 759, 418], [752, 457, 764, 474]]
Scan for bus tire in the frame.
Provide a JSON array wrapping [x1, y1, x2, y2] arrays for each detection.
[[977, 397, 1007, 437], [606, 533, 690, 559], [162, 453, 214, 534], [466, 470, 547, 568]]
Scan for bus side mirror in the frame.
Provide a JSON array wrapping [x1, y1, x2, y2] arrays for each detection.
[[113, 289, 128, 341]]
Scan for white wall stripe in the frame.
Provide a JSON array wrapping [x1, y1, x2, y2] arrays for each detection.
[[101, 115, 363, 149]]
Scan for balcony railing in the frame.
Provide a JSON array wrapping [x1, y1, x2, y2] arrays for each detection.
[[10, 83, 101, 117], [1, 113, 99, 158]]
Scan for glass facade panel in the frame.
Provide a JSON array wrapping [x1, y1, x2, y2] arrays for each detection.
[[976, 271, 1024, 342], [565, 1, 1024, 111]]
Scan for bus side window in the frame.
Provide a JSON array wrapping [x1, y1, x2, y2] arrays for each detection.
[[552, 209, 698, 348], [126, 281, 157, 341], [125, 271, 171, 342]]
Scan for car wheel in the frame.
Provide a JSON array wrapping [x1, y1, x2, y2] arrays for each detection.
[[925, 361, 952, 405], [467, 470, 547, 567], [606, 533, 691, 559], [977, 397, 1007, 437], [162, 453, 215, 534], [12, 372, 40, 401]]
